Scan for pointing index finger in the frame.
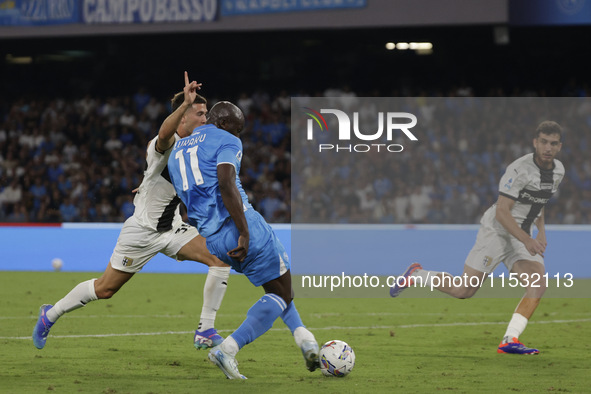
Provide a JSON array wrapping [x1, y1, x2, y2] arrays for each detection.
[[184, 71, 189, 86]]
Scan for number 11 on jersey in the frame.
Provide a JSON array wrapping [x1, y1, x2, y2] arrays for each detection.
[[175, 146, 204, 191]]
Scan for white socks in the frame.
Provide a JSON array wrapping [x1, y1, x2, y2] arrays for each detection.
[[46, 279, 98, 322], [199, 266, 230, 331], [293, 326, 316, 348], [413, 269, 443, 287], [221, 335, 240, 357], [503, 313, 528, 341]]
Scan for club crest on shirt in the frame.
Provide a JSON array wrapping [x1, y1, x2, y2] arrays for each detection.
[[122, 256, 134, 267]]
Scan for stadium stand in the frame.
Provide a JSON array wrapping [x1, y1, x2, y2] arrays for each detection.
[[1, 85, 589, 225]]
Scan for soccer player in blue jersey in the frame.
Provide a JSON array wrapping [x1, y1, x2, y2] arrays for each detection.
[[168, 101, 319, 379], [32, 73, 230, 351], [390, 121, 564, 355]]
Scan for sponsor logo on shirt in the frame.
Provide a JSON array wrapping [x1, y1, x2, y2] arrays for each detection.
[[518, 190, 550, 204]]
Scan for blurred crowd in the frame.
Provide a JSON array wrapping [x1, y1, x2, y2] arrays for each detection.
[[0, 88, 292, 224], [1, 86, 590, 225], [292, 95, 591, 225]]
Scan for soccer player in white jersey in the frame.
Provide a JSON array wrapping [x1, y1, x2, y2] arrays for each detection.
[[390, 121, 564, 355], [32, 72, 230, 351]]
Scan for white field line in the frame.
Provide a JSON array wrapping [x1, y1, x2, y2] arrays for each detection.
[[2, 318, 590, 341], [0, 314, 192, 320], [4, 310, 590, 321]]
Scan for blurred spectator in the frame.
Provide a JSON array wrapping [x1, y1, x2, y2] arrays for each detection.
[[119, 195, 136, 220], [144, 97, 164, 121], [59, 197, 79, 222], [132, 87, 151, 114], [0, 178, 23, 214], [237, 92, 254, 116], [259, 189, 286, 222], [409, 186, 431, 224]]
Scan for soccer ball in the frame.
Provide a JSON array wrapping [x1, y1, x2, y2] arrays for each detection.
[[51, 258, 63, 271], [319, 340, 355, 377]]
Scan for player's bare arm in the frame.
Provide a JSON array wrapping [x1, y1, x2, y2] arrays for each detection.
[[534, 207, 547, 247], [495, 195, 545, 257], [218, 163, 249, 262], [156, 71, 201, 153]]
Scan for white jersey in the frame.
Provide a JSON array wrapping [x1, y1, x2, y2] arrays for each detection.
[[132, 135, 183, 232], [481, 152, 565, 235]]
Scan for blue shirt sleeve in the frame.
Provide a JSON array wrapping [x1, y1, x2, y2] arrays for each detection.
[[217, 140, 242, 170]]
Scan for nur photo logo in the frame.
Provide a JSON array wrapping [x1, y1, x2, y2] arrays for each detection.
[[303, 107, 418, 153]]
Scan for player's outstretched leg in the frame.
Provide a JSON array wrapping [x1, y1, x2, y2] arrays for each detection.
[[390, 262, 422, 297], [32, 278, 99, 349], [281, 302, 319, 371], [32, 304, 54, 349], [497, 337, 539, 355], [194, 328, 224, 350], [208, 292, 287, 379]]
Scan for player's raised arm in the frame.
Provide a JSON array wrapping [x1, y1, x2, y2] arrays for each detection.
[[155, 71, 201, 153], [218, 163, 249, 262]]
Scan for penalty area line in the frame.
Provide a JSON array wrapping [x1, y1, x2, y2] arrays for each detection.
[[3, 318, 590, 341]]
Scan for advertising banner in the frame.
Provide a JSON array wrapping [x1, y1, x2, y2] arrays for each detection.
[[221, 0, 366, 16], [81, 0, 218, 24], [0, 0, 80, 26]]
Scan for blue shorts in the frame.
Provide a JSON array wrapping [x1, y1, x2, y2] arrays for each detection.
[[206, 209, 290, 286]]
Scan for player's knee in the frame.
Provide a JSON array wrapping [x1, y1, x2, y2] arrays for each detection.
[[527, 278, 546, 298], [210, 257, 228, 268], [456, 287, 479, 299], [273, 291, 292, 306], [181, 250, 225, 267], [283, 294, 293, 306], [94, 287, 118, 299], [520, 266, 547, 297]]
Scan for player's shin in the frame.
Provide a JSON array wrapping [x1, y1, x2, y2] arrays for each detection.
[[199, 266, 230, 331], [229, 293, 287, 351], [280, 301, 319, 371], [46, 279, 98, 322], [281, 302, 316, 344], [280, 301, 304, 334]]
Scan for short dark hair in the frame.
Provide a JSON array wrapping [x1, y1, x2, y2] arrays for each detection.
[[171, 91, 207, 112], [536, 121, 562, 141]]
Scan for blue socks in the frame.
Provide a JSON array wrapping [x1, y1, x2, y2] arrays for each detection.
[[281, 301, 304, 334], [231, 293, 287, 349]]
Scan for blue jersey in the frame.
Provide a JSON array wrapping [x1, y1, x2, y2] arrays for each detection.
[[168, 124, 252, 237]]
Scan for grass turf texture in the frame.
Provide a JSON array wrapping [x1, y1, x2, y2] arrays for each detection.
[[1, 271, 589, 393]]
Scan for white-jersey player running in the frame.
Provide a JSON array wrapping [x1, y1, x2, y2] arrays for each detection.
[[33, 72, 230, 351], [391, 120, 564, 355]]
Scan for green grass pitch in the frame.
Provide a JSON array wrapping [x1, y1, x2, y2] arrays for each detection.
[[1, 271, 589, 393]]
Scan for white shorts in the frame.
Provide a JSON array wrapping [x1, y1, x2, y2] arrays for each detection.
[[110, 216, 199, 273], [464, 224, 544, 274]]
